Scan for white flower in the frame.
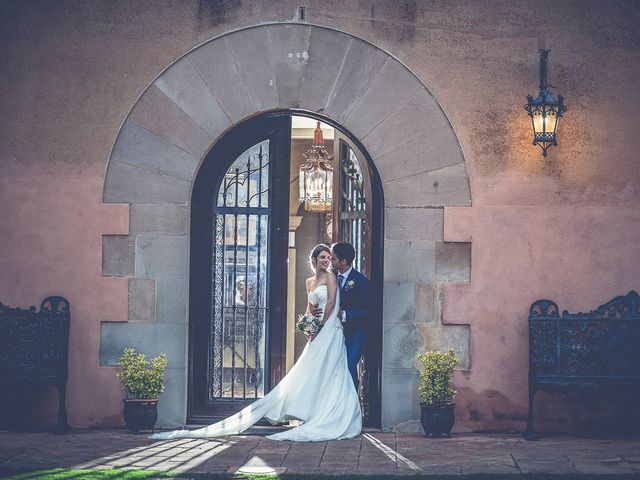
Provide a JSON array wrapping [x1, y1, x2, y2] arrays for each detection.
[[345, 280, 356, 291]]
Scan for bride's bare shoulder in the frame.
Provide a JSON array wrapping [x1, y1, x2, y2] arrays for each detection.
[[305, 276, 315, 291]]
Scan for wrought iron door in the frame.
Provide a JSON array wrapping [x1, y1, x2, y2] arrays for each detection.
[[190, 113, 290, 422], [333, 133, 381, 428], [336, 140, 371, 275]]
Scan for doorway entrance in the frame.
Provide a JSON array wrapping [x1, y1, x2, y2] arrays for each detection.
[[189, 110, 383, 428]]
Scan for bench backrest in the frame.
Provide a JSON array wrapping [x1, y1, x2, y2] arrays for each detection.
[[529, 290, 640, 379], [0, 297, 70, 377]]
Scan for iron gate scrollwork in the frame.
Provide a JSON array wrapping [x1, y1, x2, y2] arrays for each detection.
[[210, 141, 270, 400], [339, 143, 368, 275]]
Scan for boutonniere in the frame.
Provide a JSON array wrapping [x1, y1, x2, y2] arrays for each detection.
[[345, 280, 356, 291]]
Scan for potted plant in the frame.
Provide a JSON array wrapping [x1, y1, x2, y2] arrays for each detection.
[[116, 347, 168, 432], [416, 348, 460, 437]]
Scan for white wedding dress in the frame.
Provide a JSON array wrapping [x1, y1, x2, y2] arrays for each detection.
[[150, 285, 361, 442]]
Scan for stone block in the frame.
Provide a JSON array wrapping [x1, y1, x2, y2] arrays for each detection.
[[157, 366, 188, 428], [384, 240, 435, 282], [111, 121, 199, 181], [361, 89, 442, 159], [414, 282, 440, 325], [382, 281, 415, 325], [384, 162, 471, 207], [267, 24, 310, 108], [416, 324, 470, 369], [299, 27, 351, 112], [103, 160, 190, 204], [391, 419, 423, 434], [373, 123, 464, 184], [383, 321, 422, 369], [189, 37, 254, 123], [135, 235, 188, 279], [102, 235, 135, 277], [128, 277, 156, 322], [381, 367, 420, 430], [156, 278, 188, 323], [344, 58, 423, 139], [129, 204, 188, 235], [435, 242, 471, 282], [154, 56, 231, 137], [99, 321, 187, 368], [128, 85, 213, 157], [324, 38, 388, 124], [385, 207, 443, 242], [226, 26, 278, 112]]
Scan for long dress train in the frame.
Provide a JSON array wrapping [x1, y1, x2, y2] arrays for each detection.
[[150, 285, 361, 442]]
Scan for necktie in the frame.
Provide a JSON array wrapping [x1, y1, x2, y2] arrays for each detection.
[[338, 274, 345, 289]]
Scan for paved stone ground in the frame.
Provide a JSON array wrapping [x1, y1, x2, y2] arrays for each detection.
[[1, 429, 640, 477]]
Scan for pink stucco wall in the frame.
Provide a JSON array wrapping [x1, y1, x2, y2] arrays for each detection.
[[444, 174, 640, 432], [0, 175, 129, 426], [1, 1, 639, 431]]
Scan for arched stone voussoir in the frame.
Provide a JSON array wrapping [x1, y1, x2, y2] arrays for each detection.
[[298, 26, 351, 113], [154, 54, 232, 138], [110, 121, 199, 182], [372, 120, 465, 184], [104, 160, 191, 205], [224, 26, 279, 112], [104, 120, 197, 205], [322, 37, 388, 124], [128, 84, 214, 158], [265, 23, 311, 109], [359, 88, 451, 160], [383, 162, 471, 208], [342, 57, 424, 140]]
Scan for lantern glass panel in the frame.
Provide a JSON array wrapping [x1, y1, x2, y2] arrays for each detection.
[[532, 109, 545, 135], [299, 169, 306, 204], [543, 109, 559, 134]]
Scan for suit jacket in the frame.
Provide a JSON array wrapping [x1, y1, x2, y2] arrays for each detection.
[[338, 268, 370, 336]]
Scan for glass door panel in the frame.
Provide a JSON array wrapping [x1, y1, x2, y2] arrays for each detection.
[[190, 113, 291, 422]]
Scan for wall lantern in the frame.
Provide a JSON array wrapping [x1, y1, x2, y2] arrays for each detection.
[[524, 49, 567, 156], [299, 121, 334, 212]]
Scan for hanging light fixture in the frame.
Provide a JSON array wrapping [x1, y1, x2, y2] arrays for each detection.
[[299, 121, 334, 213], [524, 49, 567, 156]]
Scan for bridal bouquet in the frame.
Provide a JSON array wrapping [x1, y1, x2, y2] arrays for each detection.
[[296, 312, 322, 335]]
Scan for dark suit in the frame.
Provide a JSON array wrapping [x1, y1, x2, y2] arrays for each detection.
[[338, 267, 370, 390]]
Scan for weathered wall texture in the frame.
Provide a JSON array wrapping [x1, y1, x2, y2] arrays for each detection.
[[1, 0, 639, 432]]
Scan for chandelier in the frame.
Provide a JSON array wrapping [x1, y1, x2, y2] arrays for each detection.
[[299, 121, 334, 213]]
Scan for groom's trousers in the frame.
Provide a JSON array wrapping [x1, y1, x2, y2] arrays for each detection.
[[345, 329, 366, 391]]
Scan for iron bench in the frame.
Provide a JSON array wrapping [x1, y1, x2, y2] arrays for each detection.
[[0, 296, 71, 433], [525, 290, 640, 440]]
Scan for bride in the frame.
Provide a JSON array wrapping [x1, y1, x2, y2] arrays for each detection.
[[150, 244, 362, 442]]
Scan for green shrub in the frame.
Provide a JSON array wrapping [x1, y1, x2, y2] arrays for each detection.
[[116, 348, 168, 399], [417, 348, 459, 405]]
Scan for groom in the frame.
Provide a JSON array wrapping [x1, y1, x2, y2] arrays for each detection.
[[329, 242, 370, 391]]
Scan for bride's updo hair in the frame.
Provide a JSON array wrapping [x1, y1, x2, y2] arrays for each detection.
[[309, 243, 331, 273]]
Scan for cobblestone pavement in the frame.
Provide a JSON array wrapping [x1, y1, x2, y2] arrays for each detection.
[[1, 429, 640, 476]]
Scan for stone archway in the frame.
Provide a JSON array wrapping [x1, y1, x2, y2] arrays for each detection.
[[101, 23, 471, 430]]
